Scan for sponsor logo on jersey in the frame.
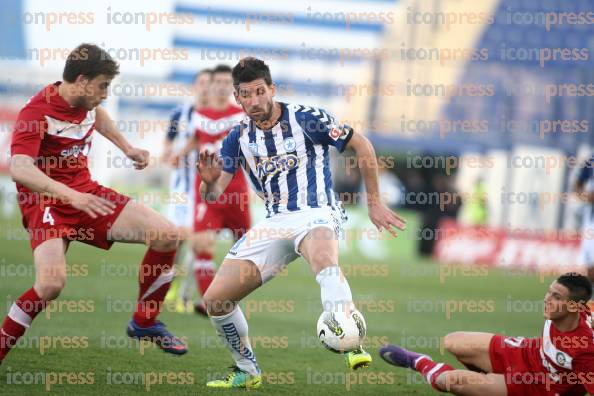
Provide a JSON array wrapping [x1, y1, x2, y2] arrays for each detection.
[[256, 154, 299, 178]]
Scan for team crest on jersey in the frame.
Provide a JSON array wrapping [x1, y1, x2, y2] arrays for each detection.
[[283, 137, 296, 152], [248, 142, 259, 156], [556, 351, 567, 366]]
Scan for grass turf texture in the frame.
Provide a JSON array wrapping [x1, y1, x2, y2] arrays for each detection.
[[0, 208, 551, 395]]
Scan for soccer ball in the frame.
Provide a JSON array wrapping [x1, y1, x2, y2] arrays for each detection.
[[317, 309, 367, 353]]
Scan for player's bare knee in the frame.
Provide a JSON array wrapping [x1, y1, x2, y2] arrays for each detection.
[[35, 278, 65, 300], [203, 292, 235, 316], [193, 242, 214, 257], [444, 332, 468, 355], [149, 223, 180, 252]]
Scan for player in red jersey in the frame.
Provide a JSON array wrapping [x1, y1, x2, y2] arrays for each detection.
[[380, 272, 594, 395], [171, 65, 249, 314], [0, 43, 186, 364]]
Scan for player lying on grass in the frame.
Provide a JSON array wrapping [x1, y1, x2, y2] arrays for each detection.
[[380, 272, 594, 395], [0, 43, 187, 365], [197, 57, 407, 389]]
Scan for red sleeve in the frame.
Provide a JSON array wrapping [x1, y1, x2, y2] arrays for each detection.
[[573, 353, 594, 393], [10, 108, 46, 157]]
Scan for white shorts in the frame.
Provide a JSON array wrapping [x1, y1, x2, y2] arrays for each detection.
[[225, 206, 346, 283], [166, 191, 194, 229]]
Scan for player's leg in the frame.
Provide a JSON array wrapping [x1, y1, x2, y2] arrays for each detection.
[[437, 371, 508, 396], [202, 258, 263, 388], [298, 224, 371, 369], [380, 344, 507, 395], [107, 200, 185, 354], [164, 228, 191, 313], [192, 229, 217, 300], [0, 238, 67, 362], [443, 332, 495, 372]]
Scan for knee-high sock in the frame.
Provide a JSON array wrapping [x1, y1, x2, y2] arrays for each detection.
[[0, 287, 46, 360], [133, 248, 176, 327], [210, 306, 260, 375], [316, 266, 354, 312], [414, 356, 454, 392], [194, 252, 216, 296]]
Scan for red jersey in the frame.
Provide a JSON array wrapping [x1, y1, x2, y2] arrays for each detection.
[[11, 82, 99, 208], [193, 105, 247, 198], [515, 311, 594, 395]]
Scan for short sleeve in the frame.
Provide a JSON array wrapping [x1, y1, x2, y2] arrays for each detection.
[[295, 106, 353, 153], [11, 108, 45, 158], [219, 125, 242, 174]]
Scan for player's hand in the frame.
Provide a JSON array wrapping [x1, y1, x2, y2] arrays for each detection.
[[125, 147, 150, 170], [67, 192, 116, 219], [197, 150, 222, 184], [368, 202, 407, 237]]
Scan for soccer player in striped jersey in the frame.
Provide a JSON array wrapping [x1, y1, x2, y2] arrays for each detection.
[[171, 65, 249, 316], [380, 273, 594, 396], [162, 69, 212, 313], [197, 57, 406, 389]]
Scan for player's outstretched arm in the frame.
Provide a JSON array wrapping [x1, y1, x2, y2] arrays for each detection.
[[198, 150, 232, 203], [95, 106, 149, 170], [346, 133, 407, 237], [9, 154, 115, 218]]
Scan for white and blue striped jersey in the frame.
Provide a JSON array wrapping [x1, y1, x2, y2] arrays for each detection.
[[167, 103, 197, 195], [220, 102, 353, 217]]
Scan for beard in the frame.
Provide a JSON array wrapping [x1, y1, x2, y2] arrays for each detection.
[[252, 101, 273, 122]]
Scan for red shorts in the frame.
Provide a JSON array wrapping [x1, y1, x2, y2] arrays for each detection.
[[489, 335, 556, 396], [20, 185, 130, 251], [193, 200, 250, 239]]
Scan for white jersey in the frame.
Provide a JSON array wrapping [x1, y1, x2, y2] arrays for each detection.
[[167, 103, 197, 195], [165, 103, 196, 228], [220, 102, 353, 218]]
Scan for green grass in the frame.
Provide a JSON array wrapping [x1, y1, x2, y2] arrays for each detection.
[[0, 208, 552, 395]]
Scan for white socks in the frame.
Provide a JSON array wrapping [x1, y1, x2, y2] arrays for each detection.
[[316, 266, 354, 312], [210, 306, 260, 375]]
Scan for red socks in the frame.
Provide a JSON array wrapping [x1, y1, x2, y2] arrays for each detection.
[[194, 252, 216, 296], [415, 356, 454, 392], [133, 249, 176, 327], [0, 287, 46, 360]]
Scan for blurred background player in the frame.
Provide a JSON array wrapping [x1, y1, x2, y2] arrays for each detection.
[[574, 155, 594, 310], [380, 273, 594, 396], [198, 57, 406, 389], [171, 64, 249, 315], [0, 43, 187, 364], [162, 69, 212, 313]]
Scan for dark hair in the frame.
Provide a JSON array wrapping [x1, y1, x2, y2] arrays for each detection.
[[557, 273, 592, 303], [232, 57, 272, 87], [213, 64, 232, 75], [62, 43, 119, 83], [194, 68, 212, 82]]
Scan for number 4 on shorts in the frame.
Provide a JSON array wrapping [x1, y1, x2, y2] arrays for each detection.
[[43, 207, 55, 226]]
